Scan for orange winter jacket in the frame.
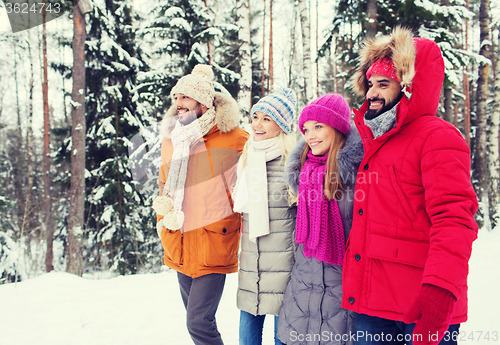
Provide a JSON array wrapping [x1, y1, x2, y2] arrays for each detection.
[[157, 92, 249, 278]]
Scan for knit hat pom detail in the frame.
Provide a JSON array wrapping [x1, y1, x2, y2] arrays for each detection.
[[192, 64, 214, 80], [276, 88, 296, 106], [171, 64, 215, 108]]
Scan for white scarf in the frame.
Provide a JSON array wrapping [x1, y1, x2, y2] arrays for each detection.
[[233, 136, 282, 243], [153, 107, 216, 232]]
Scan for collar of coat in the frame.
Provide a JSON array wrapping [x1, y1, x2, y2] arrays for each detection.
[[284, 125, 364, 196], [160, 92, 241, 139]]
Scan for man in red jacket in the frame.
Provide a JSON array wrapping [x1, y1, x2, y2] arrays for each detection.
[[342, 27, 478, 345]]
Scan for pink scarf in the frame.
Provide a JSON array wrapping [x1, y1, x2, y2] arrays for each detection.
[[295, 151, 345, 265]]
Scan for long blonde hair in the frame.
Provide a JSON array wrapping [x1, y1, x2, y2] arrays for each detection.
[[300, 128, 346, 200]]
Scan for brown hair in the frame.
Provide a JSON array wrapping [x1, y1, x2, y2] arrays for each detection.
[[300, 128, 347, 200]]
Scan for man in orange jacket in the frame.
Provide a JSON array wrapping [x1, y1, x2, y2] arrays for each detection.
[[342, 27, 478, 345], [154, 64, 248, 345]]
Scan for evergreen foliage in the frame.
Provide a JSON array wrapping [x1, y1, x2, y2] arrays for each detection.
[[139, 0, 242, 115], [83, 0, 159, 275]]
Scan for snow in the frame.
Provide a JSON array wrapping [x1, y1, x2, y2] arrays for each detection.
[[0, 229, 499, 345], [169, 18, 192, 32], [0, 269, 274, 345]]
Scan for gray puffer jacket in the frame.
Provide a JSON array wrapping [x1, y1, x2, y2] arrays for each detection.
[[277, 126, 364, 345], [237, 156, 297, 316]]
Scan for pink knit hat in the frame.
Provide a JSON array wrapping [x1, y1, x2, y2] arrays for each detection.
[[366, 57, 400, 82], [299, 94, 351, 136]]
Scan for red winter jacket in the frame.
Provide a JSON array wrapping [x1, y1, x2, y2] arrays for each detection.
[[341, 29, 478, 324]]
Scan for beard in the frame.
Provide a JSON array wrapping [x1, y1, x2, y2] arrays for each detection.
[[365, 93, 403, 120], [177, 104, 205, 125]]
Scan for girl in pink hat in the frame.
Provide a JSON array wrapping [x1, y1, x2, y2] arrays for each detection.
[[277, 94, 364, 345]]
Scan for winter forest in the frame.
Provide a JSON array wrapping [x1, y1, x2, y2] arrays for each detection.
[[0, 0, 499, 284]]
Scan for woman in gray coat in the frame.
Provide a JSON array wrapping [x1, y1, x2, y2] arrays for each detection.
[[277, 94, 364, 345], [233, 89, 298, 345]]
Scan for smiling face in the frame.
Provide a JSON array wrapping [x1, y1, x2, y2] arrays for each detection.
[[302, 121, 336, 156], [365, 74, 402, 120], [173, 94, 208, 125], [251, 111, 282, 141]]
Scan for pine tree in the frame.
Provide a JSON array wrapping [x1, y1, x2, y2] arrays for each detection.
[[82, 0, 156, 275], [140, 0, 241, 115], [0, 127, 22, 284]]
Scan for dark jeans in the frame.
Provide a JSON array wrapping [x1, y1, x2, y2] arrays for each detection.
[[177, 272, 226, 345], [239, 310, 282, 345], [354, 313, 460, 345]]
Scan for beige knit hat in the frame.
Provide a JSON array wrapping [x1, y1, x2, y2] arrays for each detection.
[[171, 64, 215, 108]]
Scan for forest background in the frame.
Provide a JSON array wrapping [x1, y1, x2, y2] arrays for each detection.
[[0, 0, 499, 282]]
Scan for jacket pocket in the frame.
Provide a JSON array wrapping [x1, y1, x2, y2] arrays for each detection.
[[202, 217, 241, 267], [366, 233, 428, 313], [367, 233, 429, 268], [161, 229, 183, 265], [389, 166, 417, 221]]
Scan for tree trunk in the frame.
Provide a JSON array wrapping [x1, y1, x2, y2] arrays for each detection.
[[333, 39, 338, 94], [443, 87, 453, 124], [315, 0, 319, 97], [464, 0, 471, 148], [203, 0, 212, 65], [366, 0, 378, 38], [26, 32, 35, 238], [488, 28, 500, 229], [236, 0, 252, 118], [268, 0, 274, 92], [67, 2, 87, 276], [298, 0, 313, 103], [474, 0, 491, 229], [261, 0, 266, 97], [13, 39, 26, 232], [17, 31, 36, 283], [42, 1, 54, 272], [288, 0, 297, 90], [453, 86, 459, 128]]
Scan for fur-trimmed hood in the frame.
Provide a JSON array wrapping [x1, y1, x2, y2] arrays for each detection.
[[160, 92, 241, 138], [284, 125, 364, 196], [352, 26, 416, 98], [352, 26, 445, 128]]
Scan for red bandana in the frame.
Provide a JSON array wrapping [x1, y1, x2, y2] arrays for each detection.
[[366, 57, 400, 82]]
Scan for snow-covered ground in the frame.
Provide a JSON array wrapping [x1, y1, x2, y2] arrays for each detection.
[[0, 228, 499, 345]]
